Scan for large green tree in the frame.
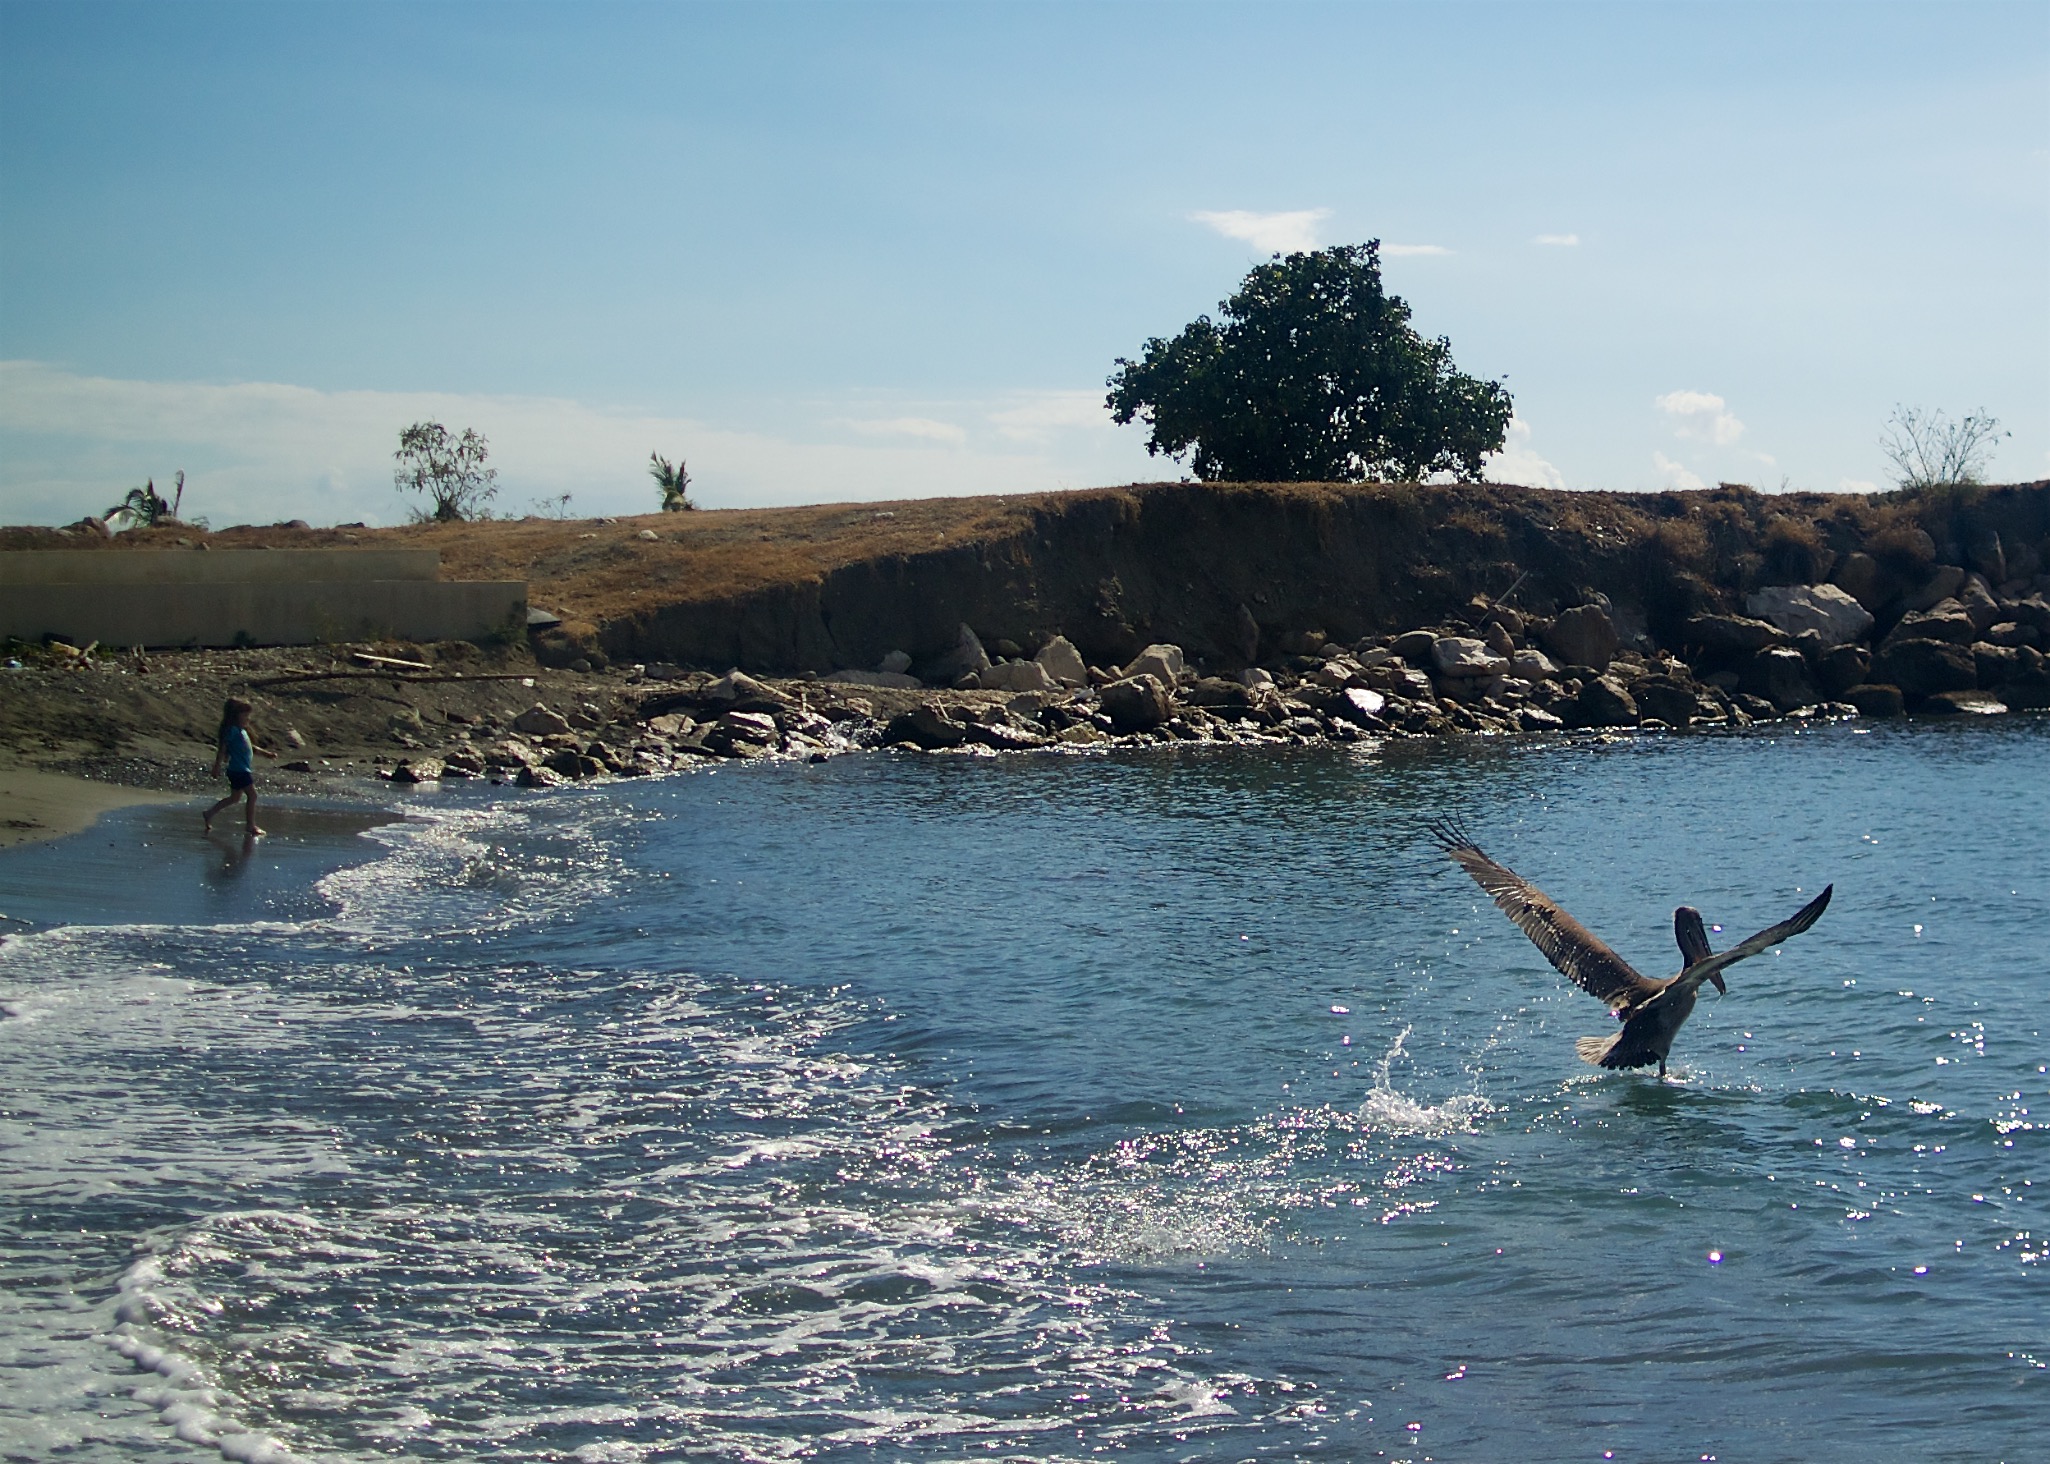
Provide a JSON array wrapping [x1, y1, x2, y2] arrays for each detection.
[[1106, 242, 1512, 482]]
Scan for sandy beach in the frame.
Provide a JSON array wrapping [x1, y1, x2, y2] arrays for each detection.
[[0, 764, 183, 850]]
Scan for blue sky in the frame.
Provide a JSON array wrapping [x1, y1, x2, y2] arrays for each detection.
[[2, 0, 2044, 526]]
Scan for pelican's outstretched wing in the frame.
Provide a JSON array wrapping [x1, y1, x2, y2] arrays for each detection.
[[1428, 819, 1659, 1010], [1678, 886, 1833, 988]]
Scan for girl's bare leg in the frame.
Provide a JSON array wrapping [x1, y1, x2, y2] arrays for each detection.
[[245, 788, 264, 837], [204, 790, 238, 831]]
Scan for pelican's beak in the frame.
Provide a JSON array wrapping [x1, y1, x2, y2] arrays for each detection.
[[1710, 973, 1728, 996]]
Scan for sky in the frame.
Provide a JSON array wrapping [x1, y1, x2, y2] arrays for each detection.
[[1, 0, 2045, 528]]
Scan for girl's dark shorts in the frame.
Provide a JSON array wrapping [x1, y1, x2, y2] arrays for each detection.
[[227, 770, 254, 791]]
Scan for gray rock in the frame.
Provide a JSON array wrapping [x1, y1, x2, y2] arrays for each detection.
[[2008, 595, 2050, 635], [1682, 613, 1788, 657], [1431, 636, 1508, 677], [1904, 564, 1967, 612], [1122, 643, 1187, 684], [718, 710, 781, 742], [978, 659, 1058, 693], [1632, 676, 1698, 727], [1957, 575, 2001, 633], [1392, 629, 1438, 662], [1543, 604, 1621, 672], [1100, 674, 1174, 732], [1743, 584, 1876, 647], [922, 624, 991, 686], [822, 669, 923, 688], [1887, 602, 1976, 646], [1511, 648, 1559, 681], [1985, 621, 2040, 648], [1995, 669, 2050, 710], [515, 764, 564, 788], [513, 704, 571, 737], [885, 704, 968, 749], [1920, 690, 2007, 716], [1814, 644, 1871, 698], [1842, 684, 1905, 717], [1575, 675, 1639, 727], [1517, 705, 1567, 731], [1742, 646, 1820, 712], [1185, 676, 1254, 709], [1238, 667, 1276, 691], [1874, 638, 1977, 696], [386, 758, 443, 783], [703, 669, 792, 707], [878, 649, 913, 675], [1830, 552, 1890, 611], [1033, 635, 1088, 686], [1972, 642, 2025, 687]]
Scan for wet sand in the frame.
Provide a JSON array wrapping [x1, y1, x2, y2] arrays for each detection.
[[0, 766, 184, 850]]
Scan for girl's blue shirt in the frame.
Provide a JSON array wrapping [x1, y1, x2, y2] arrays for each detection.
[[224, 726, 253, 776]]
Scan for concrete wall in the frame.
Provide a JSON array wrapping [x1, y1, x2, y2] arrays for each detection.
[[0, 550, 525, 648]]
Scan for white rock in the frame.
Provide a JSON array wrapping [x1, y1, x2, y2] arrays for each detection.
[[978, 659, 1057, 693], [1123, 643, 1187, 683], [513, 704, 571, 737], [1239, 667, 1276, 690], [1511, 649, 1559, 681], [1032, 635, 1088, 686], [1743, 584, 1876, 648], [1431, 636, 1509, 677]]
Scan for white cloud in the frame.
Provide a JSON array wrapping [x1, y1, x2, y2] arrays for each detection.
[[0, 362, 1163, 526], [1532, 233, 1579, 246], [844, 416, 967, 446], [1653, 451, 1706, 491], [1484, 416, 1565, 489], [1839, 477, 1879, 494], [1655, 389, 1745, 446], [1382, 243, 1450, 257], [1190, 208, 1330, 255]]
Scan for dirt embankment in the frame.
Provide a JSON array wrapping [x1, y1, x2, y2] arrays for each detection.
[[11, 478, 2050, 676]]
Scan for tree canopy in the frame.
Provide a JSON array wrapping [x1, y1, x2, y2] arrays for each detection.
[[394, 422, 498, 522], [1106, 242, 1512, 483]]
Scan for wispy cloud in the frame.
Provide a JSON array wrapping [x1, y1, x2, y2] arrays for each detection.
[[1655, 389, 1745, 446], [1382, 243, 1450, 257], [844, 416, 967, 446], [0, 363, 1158, 526], [1653, 451, 1706, 491], [1531, 233, 1579, 246], [1484, 416, 1564, 489], [1190, 208, 1330, 255]]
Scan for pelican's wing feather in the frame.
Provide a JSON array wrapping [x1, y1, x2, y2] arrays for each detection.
[[1428, 820, 1657, 1009], [1680, 885, 1833, 986]]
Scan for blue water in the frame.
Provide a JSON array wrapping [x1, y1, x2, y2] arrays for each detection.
[[2, 720, 2045, 1463]]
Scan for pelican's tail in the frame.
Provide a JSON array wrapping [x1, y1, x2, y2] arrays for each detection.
[[1575, 1034, 1619, 1067]]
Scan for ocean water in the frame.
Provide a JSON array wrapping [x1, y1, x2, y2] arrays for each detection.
[[1, 719, 2044, 1464]]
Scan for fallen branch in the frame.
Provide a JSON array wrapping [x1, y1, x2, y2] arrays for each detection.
[[248, 670, 539, 690]]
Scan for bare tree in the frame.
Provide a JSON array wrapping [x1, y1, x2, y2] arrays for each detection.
[[1879, 405, 2007, 491], [394, 422, 499, 522]]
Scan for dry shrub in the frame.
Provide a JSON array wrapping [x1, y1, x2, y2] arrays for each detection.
[[1645, 518, 1711, 573], [1867, 518, 1938, 577], [1762, 515, 1831, 582]]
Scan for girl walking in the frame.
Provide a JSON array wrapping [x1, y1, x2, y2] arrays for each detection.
[[204, 697, 276, 836]]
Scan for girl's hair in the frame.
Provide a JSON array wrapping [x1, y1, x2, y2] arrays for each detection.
[[217, 697, 253, 749]]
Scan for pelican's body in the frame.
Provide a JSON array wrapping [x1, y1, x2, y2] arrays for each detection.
[[1429, 820, 1832, 1077]]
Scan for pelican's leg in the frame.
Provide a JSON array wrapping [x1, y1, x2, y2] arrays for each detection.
[[1658, 1059, 1667, 1079]]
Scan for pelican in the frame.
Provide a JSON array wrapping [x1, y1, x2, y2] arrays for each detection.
[[1428, 820, 1832, 1077]]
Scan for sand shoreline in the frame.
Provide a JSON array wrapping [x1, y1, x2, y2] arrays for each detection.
[[0, 764, 186, 849]]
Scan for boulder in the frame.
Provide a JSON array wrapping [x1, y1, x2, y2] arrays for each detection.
[[1966, 532, 2007, 585], [1033, 635, 1089, 687], [1517, 706, 1567, 731], [1842, 683, 1905, 718], [1511, 648, 1559, 681], [1681, 613, 1787, 658], [703, 669, 793, 708], [1185, 676, 1254, 710], [1575, 675, 1639, 727], [922, 624, 991, 686], [966, 720, 1050, 751], [1122, 643, 1187, 685], [1632, 676, 1698, 728], [1813, 644, 1871, 698], [822, 669, 922, 688], [515, 764, 564, 788], [1920, 690, 2007, 716], [1484, 605, 1526, 637], [1392, 629, 1439, 662], [1886, 602, 1976, 646], [1743, 584, 1876, 648], [1972, 642, 2025, 687], [2006, 595, 2050, 635], [1432, 636, 1508, 677], [718, 710, 781, 743], [1985, 621, 2039, 648], [1239, 667, 1277, 691], [1741, 647, 1821, 712], [1099, 674, 1174, 732], [1543, 604, 1621, 672], [1957, 575, 2002, 633], [1994, 669, 2050, 710], [978, 660, 1058, 693], [513, 704, 571, 737], [1830, 552, 1891, 611], [386, 758, 443, 783], [1904, 564, 1967, 612], [885, 704, 969, 749], [1483, 621, 1517, 659], [1874, 638, 1977, 696], [878, 649, 913, 675], [1342, 686, 1387, 721]]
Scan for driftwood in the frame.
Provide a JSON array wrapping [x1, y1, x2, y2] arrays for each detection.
[[351, 651, 433, 671]]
